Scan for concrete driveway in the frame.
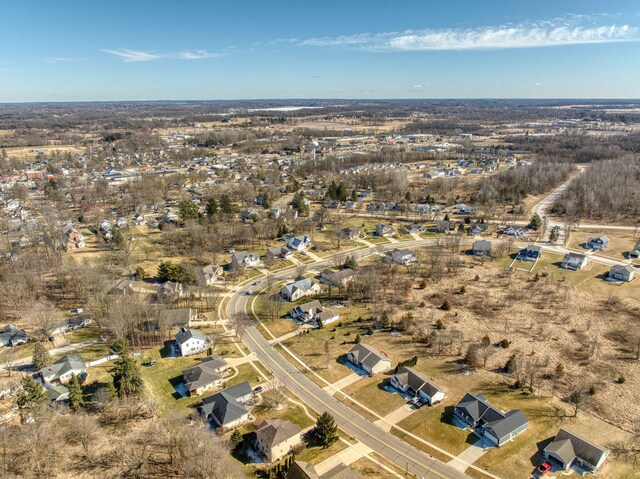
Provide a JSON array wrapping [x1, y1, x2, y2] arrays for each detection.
[[323, 372, 362, 396]]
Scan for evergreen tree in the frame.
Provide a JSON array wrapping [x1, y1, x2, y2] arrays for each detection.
[[350, 189, 357, 202], [229, 429, 243, 451], [528, 213, 543, 231], [16, 375, 45, 423], [549, 229, 560, 243], [205, 197, 219, 217], [32, 342, 51, 370], [220, 194, 233, 214], [336, 182, 347, 202], [134, 266, 146, 281], [314, 412, 338, 448], [354, 333, 361, 344], [178, 199, 199, 222], [110, 340, 144, 398], [68, 373, 85, 411]]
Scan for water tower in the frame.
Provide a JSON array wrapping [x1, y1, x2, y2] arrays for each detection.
[[309, 140, 319, 162]]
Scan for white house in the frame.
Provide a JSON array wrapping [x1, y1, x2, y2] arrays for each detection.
[[280, 277, 321, 302], [196, 265, 223, 286], [230, 251, 260, 270], [175, 327, 211, 356], [390, 366, 445, 406], [290, 300, 339, 325], [288, 235, 311, 251], [384, 248, 416, 266], [41, 355, 87, 385], [543, 429, 609, 474]]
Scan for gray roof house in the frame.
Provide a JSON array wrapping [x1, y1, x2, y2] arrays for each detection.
[[254, 419, 302, 462], [629, 242, 640, 259], [268, 246, 294, 260], [175, 327, 211, 356], [199, 381, 253, 430], [230, 251, 260, 270], [288, 461, 363, 479], [290, 300, 339, 325], [0, 324, 28, 347], [586, 236, 609, 250], [319, 268, 356, 288], [390, 366, 445, 405], [280, 277, 321, 302], [402, 224, 425, 234], [41, 354, 87, 385], [346, 343, 392, 375], [561, 253, 589, 271], [518, 244, 542, 262], [182, 355, 228, 397], [608, 264, 635, 282], [157, 281, 184, 301], [384, 248, 416, 266], [375, 224, 393, 237], [472, 240, 492, 257], [288, 235, 312, 251], [196, 264, 223, 286], [453, 393, 528, 446], [341, 227, 362, 240], [543, 429, 609, 473]]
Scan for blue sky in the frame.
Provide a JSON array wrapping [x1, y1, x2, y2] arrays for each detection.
[[1, 0, 639, 101]]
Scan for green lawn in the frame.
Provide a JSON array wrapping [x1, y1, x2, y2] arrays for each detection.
[[341, 377, 407, 417], [63, 326, 103, 343], [296, 438, 348, 464]]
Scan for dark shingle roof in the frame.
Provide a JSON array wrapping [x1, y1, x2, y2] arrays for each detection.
[[544, 429, 609, 468], [255, 419, 301, 448], [393, 366, 443, 398], [199, 381, 252, 427], [455, 393, 528, 440], [182, 356, 227, 391]]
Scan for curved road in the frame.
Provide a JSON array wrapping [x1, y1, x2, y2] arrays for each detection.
[[226, 237, 633, 478]]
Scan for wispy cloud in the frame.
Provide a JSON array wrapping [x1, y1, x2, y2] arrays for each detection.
[[300, 21, 640, 51], [102, 48, 220, 62]]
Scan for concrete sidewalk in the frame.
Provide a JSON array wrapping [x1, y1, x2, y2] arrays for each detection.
[[447, 439, 488, 472], [315, 441, 373, 475], [374, 403, 416, 432], [226, 353, 258, 367], [323, 372, 363, 395]]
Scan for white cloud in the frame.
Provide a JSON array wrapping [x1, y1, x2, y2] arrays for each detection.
[[300, 21, 639, 52], [412, 84, 423, 88], [102, 48, 219, 62]]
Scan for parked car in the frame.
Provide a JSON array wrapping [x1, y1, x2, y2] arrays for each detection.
[[537, 462, 552, 475], [246, 290, 254, 295], [253, 280, 261, 286], [253, 386, 263, 393]]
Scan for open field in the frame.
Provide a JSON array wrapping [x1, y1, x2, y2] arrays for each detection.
[[567, 228, 640, 262]]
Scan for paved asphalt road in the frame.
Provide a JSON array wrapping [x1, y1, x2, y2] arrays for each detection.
[[227, 238, 632, 478]]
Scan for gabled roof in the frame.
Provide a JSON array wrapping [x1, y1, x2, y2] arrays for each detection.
[[200, 381, 252, 426], [610, 264, 634, 275], [41, 354, 86, 379], [282, 278, 316, 297], [182, 356, 227, 391], [392, 366, 443, 398], [255, 419, 301, 448], [544, 429, 609, 468], [348, 343, 391, 369], [483, 410, 528, 440], [176, 327, 209, 345], [563, 252, 587, 264], [455, 393, 528, 440]]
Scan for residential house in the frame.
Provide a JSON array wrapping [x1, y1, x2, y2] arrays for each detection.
[[629, 243, 640, 259], [196, 264, 223, 286], [501, 226, 525, 237], [472, 240, 492, 257], [319, 268, 356, 288], [287, 461, 363, 479], [157, 281, 184, 301], [453, 393, 528, 446], [375, 224, 393, 237], [254, 419, 302, 462], [346, 343, 392, 375], [175, 327, 211, 356], [341, 227, 362, 240], [41, 354, 87, 385], [384, 248, 417, 266], [543, 429, 609, 473], [267, 246, 294, 260], [469, 224, 488, 235], [132, 213, 146, 226], [230, 251, 261, 270], [518, 245, 542, 262], [402, 224, 425, 234], [46, 384, 70, 402], [390, 366, 445, 406], [280, 277, 321, 302], [63, 228, 85, 250], [561, 253, 589, 271], [609, 264, 635, 282], [0, 324, 28, 347], [290, 300, 339, 325], [288, 235, 312, 251], [49, 315, 93, 336], [586, 236, 609, 251], [435, 220, 454, 233], [182, 355, 228, 397], [199, 381, 253, 429]]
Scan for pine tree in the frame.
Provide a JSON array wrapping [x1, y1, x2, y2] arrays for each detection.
[[230, 429, 243, 451], [528, 213, 542, 231], [32, 342, 51, 370], [354, 333, 361, 344], [178, 199, 199, 222], [68, 373, 85, 411], [109, 339, 144, 397], [205, 197, 218, 217], [16, 376, 45, 424], [314, 412, 338, 448], [220, 194, 233, 214]]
